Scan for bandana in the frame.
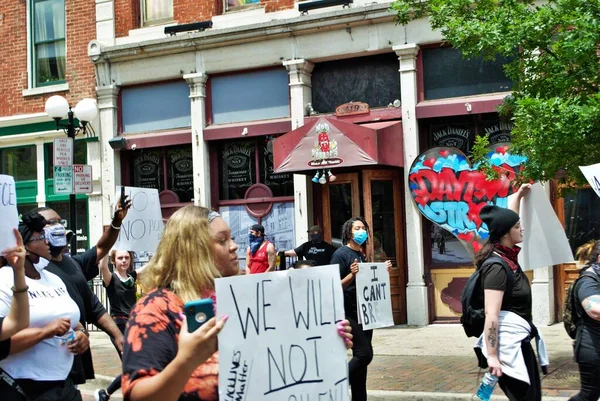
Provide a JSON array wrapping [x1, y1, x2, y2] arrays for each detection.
[[494, 243, 521, 272], [587, 263, 600, 277], [249, 234, 264, 256]]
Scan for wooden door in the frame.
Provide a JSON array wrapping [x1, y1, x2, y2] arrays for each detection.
[[362, 169, 407, 324], [322, 173, 360, 245]]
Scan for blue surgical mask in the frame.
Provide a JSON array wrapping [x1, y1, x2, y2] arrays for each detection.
[[353, 229, 368, 246], [45, 225, 67, 248]]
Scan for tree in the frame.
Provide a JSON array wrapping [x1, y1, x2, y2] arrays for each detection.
[[390, 0, 600, 190]]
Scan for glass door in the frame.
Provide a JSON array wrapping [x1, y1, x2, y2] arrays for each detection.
[[322, 173, 360, 247]]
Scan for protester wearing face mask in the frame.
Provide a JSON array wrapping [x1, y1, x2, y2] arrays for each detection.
[[330, 217, 393, 401], [284, 225, 337, 267], [245, 224, 276, 274]]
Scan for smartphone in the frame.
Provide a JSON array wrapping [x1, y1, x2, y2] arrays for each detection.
[[120, 186, 127, 207], [184, 298, 215, 333]]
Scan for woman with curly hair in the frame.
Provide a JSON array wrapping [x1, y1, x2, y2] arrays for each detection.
[[122, 205, 353, 401]]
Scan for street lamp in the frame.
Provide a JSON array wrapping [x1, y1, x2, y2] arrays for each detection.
[[45, 95, 98, 255]]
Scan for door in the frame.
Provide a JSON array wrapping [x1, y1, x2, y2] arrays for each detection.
[[322, 173, 360, 246]]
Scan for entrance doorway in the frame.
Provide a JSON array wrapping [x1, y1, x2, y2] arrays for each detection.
[[321, 169, 407, 324]]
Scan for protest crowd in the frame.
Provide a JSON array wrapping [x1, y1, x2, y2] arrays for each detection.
[[0, 176, 599, 401]]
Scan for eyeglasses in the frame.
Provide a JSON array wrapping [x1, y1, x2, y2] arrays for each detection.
[[46, 219, 67, 228], [28, 234, 47, 243]]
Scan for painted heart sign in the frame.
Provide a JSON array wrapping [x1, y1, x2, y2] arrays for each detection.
[[408, 143, 527, 255]]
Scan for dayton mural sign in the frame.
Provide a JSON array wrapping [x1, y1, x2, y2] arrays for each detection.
[[408, 143, 527, 254]]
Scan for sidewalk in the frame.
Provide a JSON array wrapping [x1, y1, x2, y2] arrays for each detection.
[[81, 323, 580, 400]]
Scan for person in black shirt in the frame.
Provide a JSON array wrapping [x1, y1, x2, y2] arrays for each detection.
[[284, 225, 337, 266], [330, 217, 392, 401], [570, 240, 600, 401]]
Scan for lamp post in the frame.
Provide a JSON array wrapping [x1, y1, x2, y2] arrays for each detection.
[[45, 95, 98, 255]]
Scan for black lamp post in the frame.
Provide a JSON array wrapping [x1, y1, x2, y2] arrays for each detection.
[[45, 95, 98, 255]]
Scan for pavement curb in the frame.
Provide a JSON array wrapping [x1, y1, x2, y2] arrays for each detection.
[[366, 390, 572, 401]]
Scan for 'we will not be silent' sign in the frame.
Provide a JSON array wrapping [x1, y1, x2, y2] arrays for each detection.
[[215, 265, 349, 401]]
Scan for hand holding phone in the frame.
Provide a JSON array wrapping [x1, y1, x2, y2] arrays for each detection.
[[184, 298, 215, 333]]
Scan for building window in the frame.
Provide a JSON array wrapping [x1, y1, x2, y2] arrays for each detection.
[[142, 0, 173, 26], [225, 0, 260, 12], [32, 0, 66, 87], [44, 141, 86, 179], [218, 136, 293, 201], [131, 145, 193, 203], [1, 146, 37, 181], [564, 188, 600, 255]]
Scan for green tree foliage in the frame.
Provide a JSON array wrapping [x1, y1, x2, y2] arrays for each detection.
[[391, 0, 600, 189]]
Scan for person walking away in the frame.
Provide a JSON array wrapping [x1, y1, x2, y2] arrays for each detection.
[[330, 216, 392, 401], [568, 240, 600, 401], [245, 224, 276, 274], [284, 225, 336, 266]]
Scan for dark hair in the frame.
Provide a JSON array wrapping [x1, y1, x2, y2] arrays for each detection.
[[250, 224, 265, 235], [473, 238, 499, 268], [575, 240, 600, 268], [295, 260, 315, 269], [341, 217, 370, 245], [19, 211, 48, 244]]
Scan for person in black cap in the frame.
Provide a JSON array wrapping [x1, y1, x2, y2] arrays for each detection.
[[284, 225, 337, 267], [245, 224, 276, 274], [474, 183, 545, 401]]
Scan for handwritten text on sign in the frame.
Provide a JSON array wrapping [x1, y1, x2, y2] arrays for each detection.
[[579, 163, 600, 199], [0, 175, 19, 251], [355, 263, 394, 330], [113, 186, 163, 256], [216, 265, 349, 401]]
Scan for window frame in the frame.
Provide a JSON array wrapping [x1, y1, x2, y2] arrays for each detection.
[[30, 0, 67, 88], [140, 0, 174, 27]]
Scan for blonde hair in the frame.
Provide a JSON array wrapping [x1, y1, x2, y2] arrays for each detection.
[[141, 205, 222, 303], [575, 240, 600, 267]]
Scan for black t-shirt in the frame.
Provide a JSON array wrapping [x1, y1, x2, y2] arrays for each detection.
[[294, 241, 337, 266], [330, 245, 366, 319], [575, 271, 600, 362], [481, 261, 532, 322], [105, 271, 138, 318], [46, 247, 107, 382], [0, 316, 10, 361]]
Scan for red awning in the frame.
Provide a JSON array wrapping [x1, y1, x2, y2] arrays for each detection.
[[273, 116, 403, 173]]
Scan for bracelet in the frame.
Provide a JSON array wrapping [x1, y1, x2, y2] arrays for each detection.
[[11, 285, 29, 293], [110, 222, 122, 230], [76, 327, 90, 337]]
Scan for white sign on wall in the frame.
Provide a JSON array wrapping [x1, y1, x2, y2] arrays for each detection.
[[355, 263, 394, 330], [73, 164, 92, 194], [579, 163, 600, 199], [53, 165, 73, 194], [53, 137, 73, 166], [215, 265, 349, 401], [0, 175, 20, 251], [113, 186, 163, 257]]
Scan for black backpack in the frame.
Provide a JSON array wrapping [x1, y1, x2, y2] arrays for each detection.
[[563, 270, 600, 339], [461, 255, 514, 338]]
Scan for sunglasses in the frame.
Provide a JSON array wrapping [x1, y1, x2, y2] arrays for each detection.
[[28, 234, 47, 243]]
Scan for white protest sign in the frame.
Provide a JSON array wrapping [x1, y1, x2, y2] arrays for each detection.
[[510, 183, 574, 270], [0, 175, 19, 251], [215, 265, 349, 401], [113, 186, 163, 257], [355, 263, 394, 329], [579, 163, 600, 198]]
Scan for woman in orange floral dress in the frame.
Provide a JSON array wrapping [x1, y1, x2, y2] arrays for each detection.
[[121, 205, 353, 401]]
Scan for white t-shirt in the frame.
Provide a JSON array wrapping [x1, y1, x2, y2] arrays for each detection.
[[0, 266, 80, 380]]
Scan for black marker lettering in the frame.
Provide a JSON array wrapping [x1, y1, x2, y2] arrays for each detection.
[[261, 280, 275, 332], [230, 284, 260, 338]]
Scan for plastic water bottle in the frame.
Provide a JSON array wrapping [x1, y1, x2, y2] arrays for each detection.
[[473, 372, 498, 401]]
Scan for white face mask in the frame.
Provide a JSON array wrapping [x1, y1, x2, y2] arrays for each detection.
[[34, 257, 50, 274]]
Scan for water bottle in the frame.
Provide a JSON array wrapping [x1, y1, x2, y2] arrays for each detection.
[[473, 372, 498, 401]]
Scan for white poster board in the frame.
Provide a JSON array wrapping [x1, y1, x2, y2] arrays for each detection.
[[511, 183, 574, 270], [113, 186, 163, 259], [579, 163, 600, 198], [215, 265, 349, 401], [355, 263, 394, 329], [0, 175, 19, 251]]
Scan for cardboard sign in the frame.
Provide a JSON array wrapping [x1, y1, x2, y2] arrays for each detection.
[[53, 165, 73, 194], [0, 175, 19, 251], [355, 263, 394, 330], [215, 265, 349, 401], [113, 186, 163, 258], [73, 164, 92, 194], [509, 183, 574, 270], [579, 163, 600, 198], [53, 137, 73, 166]]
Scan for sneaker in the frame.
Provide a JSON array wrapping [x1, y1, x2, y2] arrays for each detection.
[[94, 389, 110, 401]]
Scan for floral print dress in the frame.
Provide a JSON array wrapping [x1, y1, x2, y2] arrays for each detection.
[[121, 288, 219, 401]]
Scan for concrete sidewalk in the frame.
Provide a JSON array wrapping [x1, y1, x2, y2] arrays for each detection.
[[80, 323, 580, 400]]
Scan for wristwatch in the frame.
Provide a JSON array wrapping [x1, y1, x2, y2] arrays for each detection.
[[76, 326, 90, 337]]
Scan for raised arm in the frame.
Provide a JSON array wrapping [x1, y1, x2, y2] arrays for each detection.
[[100, 255, 112, 287], [483, 289, 504, 377], [508, 183, 531, 215], [0, 229, 29, 340], [96, 196, 132, 263]]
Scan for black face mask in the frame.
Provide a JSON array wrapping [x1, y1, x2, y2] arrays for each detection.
[[49, 245, 65, 257], [310, 233, 322, 243]]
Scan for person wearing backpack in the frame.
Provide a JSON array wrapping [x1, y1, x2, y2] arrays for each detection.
[[568, 240, 600, 401], [474, 184, 545, 401]]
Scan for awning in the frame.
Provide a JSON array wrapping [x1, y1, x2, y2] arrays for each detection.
[[273, 116, 403, 173]]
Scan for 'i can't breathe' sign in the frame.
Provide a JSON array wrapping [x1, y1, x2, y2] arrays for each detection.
[[215, 265, 349, 401]]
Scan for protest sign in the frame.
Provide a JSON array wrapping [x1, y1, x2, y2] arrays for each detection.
[[113, 186, 163, 259], [0, 175, 19, 251], [579, 163, 600, 198], [355, 263, 394, 329], [215, 265, 349, 401], [509, 183, 574, 270]]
